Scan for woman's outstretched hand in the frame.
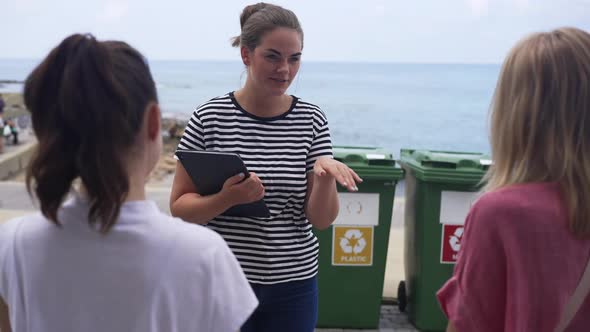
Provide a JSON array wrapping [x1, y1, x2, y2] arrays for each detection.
[[313, 157, 362, 191]]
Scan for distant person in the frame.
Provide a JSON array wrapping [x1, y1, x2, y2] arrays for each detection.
[[437, 27, 590, 332], [169, 3, 362, 332], [3, 118, 18, 145], [0, 94, 5, 153], [0, 94, 5, 114], [0, 34, 257, 332]]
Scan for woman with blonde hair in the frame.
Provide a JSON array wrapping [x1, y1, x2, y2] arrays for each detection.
[[437, 27, 590, 332]]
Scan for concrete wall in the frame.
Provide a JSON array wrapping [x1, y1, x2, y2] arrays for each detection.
[[0, 142, 36, 180]]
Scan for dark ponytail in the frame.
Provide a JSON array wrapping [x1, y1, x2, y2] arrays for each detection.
[[24, 34, 157, 233]]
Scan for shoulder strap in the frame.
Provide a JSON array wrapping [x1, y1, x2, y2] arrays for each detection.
[[554, 253, 590, 332]]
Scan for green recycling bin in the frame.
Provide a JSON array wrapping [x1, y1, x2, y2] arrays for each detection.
[[313, 146, 404, 329], [397, 149, 490, 332]]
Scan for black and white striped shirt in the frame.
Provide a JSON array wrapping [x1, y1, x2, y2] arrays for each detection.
[[177, 92, 333, 284]]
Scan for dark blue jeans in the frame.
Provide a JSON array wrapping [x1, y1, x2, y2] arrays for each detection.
[[241, 276, 318, 332]]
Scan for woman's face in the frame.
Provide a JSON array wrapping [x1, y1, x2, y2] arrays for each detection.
[[243, 27, 302, 96]]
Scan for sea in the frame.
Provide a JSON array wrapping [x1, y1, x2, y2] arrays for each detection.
[[0, 59, 500, 158]]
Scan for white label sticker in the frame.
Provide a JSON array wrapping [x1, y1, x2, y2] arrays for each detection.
[[366, 154, 386, 160], [439, 191, 480, 225], [333, 193, 380, 226]]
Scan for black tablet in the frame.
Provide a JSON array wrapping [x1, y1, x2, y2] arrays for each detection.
[[176, 150, 270, 218]]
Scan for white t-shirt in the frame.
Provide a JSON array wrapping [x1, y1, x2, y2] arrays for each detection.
[[0, 195, 258, 332]]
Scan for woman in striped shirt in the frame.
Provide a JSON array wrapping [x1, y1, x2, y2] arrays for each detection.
[[170, 3, 361, 332]]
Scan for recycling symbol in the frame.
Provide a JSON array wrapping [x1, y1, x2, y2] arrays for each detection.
[[449, 227, 464, 252], [339, 229, 367, 254]]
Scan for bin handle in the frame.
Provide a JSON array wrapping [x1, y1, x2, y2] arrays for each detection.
[[420, 160, 490, 170], [420, 161, 456, 169]]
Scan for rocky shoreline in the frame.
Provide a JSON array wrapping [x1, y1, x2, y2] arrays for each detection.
[[0, 80, 24, 84], [0, 92, 187, 186]]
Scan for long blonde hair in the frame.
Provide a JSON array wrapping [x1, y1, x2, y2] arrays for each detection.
[[484, 27, 590, 237]]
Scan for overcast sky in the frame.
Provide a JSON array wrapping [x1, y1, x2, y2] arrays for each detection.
[[2, 0, 589, 63]]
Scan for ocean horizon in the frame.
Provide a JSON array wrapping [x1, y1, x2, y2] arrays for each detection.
[[0, 59, 499, 158]]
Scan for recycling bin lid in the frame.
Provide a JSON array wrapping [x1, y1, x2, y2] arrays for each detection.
[[399, 148, 491, 185], [333, 146, 404, 181]]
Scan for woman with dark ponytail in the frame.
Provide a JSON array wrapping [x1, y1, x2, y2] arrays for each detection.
[[0, 34, 257, 332]]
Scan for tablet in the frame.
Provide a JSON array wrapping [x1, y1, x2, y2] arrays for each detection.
[[176, 150, 270, 218]]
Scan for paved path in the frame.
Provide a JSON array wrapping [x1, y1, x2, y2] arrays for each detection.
[[315, 305, 417, 331]]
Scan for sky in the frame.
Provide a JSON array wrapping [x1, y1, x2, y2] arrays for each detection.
[[2, 0, 590, 63]]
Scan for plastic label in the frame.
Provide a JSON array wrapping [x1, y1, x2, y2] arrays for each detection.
[[333, 193, 380, 226], [439, 191, 480, 225], [332, 225, 374, 266]]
